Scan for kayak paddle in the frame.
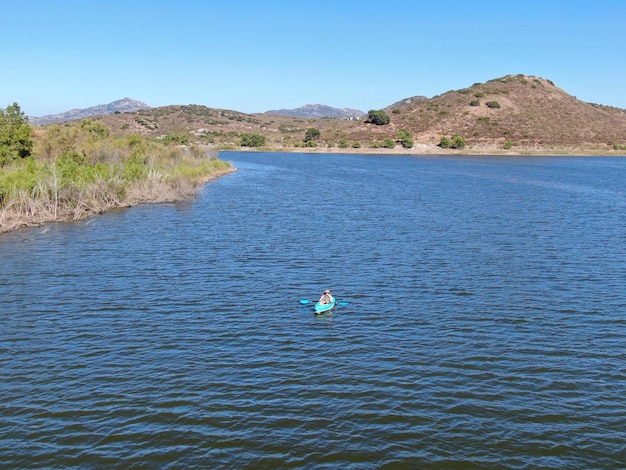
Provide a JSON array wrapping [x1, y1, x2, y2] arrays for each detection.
[[300, 299, 349, 306]]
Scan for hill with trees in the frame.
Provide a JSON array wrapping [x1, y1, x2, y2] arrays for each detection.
[[86, 74, 626, 154]]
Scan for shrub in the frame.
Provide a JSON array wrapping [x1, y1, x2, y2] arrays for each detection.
[[469, 100, 480, 106], [438, 136, 451, 148], [486, 101, 501, 109], [162, 134, 189, 145], [382, 138, 396, 149], [338, 139, 349, 148], [240, 132, 265, 147], [451, 135, 466, 149], [397, 129, 414, 149]]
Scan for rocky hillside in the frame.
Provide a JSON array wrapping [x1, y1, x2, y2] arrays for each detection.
[[30, 98, 150, 126], [264, 104, 365, 119], [76, 75, 626, 153]]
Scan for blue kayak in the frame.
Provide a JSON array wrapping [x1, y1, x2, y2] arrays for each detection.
[[315, 296, 336, 314]]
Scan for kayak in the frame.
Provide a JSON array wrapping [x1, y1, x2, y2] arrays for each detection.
[[315, 296, 336, 314]]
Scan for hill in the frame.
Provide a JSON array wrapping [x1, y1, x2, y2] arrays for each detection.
[[264, 104, 365, 119], [380, 75, 626, 150], [29, 98, 150, 125], [80, 75, 626, 153]]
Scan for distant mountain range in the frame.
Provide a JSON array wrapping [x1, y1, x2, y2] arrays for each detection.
[[264, 104, 365, 118], [29, 98, 150, 125]]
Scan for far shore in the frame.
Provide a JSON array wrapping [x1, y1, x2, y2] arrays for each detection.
[[219, 143, 626, 157]]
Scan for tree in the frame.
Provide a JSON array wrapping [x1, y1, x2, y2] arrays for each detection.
[[0, 102, 33, 166], [304, 128, 320, 143], [365, 109, 390, 125]]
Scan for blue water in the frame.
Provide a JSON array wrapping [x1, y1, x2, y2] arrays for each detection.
[[1, 152, 625, 468]]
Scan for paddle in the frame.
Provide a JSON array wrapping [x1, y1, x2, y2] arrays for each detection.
[[299, 299, 349, 306]]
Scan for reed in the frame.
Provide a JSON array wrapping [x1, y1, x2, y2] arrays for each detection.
[[0, 121, 233, 233]]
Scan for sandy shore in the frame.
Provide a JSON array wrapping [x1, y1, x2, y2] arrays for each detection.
[[223, 143, 626, 157]]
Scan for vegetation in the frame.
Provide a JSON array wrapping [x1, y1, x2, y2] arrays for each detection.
[[365, 110, 391, 125], [438, 135, 466, 149], [1, 110, 232, 233], [609, 141, 626, 150], [304, 128, 320, 143], [0, 103, 33, 166], [451, 135, 467, 149], [240, 132, 266, 147], [370, 138, 396, 149], [397, 129, 414, 149], [486, 101, 501, 109]]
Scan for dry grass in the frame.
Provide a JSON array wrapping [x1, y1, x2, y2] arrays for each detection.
[[1, 121, 234, 234]]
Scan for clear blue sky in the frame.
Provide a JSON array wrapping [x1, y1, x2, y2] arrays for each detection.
[[3, 0, 625, 116]]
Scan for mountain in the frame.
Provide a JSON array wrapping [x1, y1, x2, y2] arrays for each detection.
[[29, 98, 150, 125], [264, 104, 365, 119]]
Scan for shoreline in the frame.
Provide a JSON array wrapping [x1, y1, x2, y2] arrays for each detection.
[[3, 146, 624, 235], [219, 143, 626, 157]]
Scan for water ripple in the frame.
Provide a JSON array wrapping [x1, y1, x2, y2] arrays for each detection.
[[1, 154, 626, 468]]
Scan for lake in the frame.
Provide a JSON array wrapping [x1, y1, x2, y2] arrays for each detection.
[[1, 152, 625, 468]]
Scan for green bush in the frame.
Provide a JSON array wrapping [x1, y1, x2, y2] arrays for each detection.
[[382, 138, 396, 149], [451, 135, 466, 149], [397, 129, 414, 149], [338, 139, 349, 148], [438, 135, 466, 149], [469, 100, 480, 106], [240, 132, 266, 147], [486, 101, 501, 109]]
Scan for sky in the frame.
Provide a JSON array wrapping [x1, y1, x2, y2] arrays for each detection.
[[3, 0, 625, 117]]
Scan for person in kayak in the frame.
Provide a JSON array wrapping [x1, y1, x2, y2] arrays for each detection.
[[319, 289, 333, 304]]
